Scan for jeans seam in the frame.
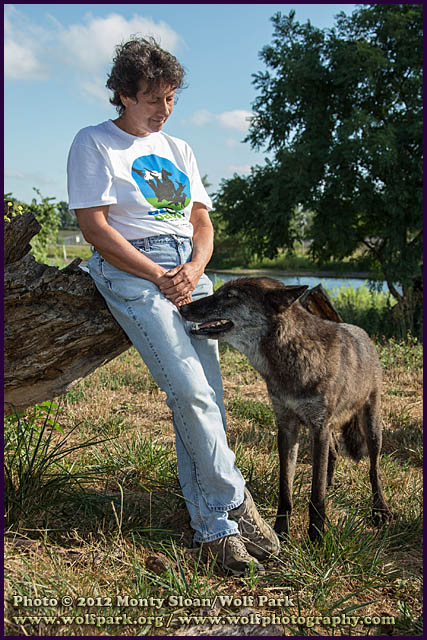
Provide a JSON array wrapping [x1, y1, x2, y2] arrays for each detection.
[[190, 462, 207, 536]]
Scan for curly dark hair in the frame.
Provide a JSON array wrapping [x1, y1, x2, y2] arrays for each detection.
[[106, 36, 185, 115]]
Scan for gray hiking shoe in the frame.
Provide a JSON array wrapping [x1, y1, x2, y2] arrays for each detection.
[[198, 534, 265, 576], [228, 488, 280, 561]]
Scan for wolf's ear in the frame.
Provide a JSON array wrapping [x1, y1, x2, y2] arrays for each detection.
[[266, 285, 309, 312]]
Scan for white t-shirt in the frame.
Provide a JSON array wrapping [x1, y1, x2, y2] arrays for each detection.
[[67, 120, 212, 239]]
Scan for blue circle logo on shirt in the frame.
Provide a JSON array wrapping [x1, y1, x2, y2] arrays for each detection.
[[131, 154, 191, 212]]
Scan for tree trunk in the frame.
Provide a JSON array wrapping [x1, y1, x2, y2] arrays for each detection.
[[4, 212, 131, 413], [4, 213, 341, 414]]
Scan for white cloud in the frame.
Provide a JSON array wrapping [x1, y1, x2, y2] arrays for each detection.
[[4, 5, 49, 79], [191, 109, 215, 127], [4, 40, 45, 79], [4, 6, 183, 104], [80, 76, 112, 104], [190, 109, 253, 132], [217, 110, 253, 131], [59, 13, 182, 73]]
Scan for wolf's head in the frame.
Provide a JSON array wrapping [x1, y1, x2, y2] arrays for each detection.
[[180, 277, 308, 341]]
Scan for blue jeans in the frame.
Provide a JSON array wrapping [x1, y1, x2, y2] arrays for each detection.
[[87, 234, 245, 542]]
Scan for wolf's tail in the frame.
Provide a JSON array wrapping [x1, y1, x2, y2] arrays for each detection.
[[340, 411, 368, 461]]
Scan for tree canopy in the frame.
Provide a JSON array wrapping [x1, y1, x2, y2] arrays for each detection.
[[213, 4, 422, 329]]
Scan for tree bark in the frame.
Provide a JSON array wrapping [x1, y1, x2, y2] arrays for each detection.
[[4, 213, 341, 414], [4, 212, 131, 413]]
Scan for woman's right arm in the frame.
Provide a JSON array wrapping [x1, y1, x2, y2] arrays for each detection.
[[76, 206, 167, 285]]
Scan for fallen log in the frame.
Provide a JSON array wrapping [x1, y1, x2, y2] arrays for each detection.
[[4, 212, 131, 413], [4, 212, 341, 414]]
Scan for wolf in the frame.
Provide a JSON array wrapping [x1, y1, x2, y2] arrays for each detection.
[[180, 277, 391, 540]]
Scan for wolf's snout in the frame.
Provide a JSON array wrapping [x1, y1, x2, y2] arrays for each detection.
[[179, 303, 191, 316], [179, 298, 205, 320], [179, 297, 233, 337]]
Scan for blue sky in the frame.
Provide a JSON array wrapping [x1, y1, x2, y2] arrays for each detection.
[[4, 2, 356, 205]]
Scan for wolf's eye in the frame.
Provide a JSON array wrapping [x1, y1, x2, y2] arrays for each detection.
[[226, 291, 235, 298]]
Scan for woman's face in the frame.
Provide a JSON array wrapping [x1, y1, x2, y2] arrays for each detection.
[[120, 82, 175, 135]]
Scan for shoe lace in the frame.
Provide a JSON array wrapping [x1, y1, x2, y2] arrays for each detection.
[[239, 512, 264, 540], [237, 504, 278, 555], [221, 535, 251, 561]]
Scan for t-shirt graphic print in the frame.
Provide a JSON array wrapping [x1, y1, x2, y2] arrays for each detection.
[[131, 154, 191, 219]]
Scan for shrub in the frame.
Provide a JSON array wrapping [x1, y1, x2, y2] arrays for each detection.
[[326, 284, 404, 340], [4, 189, 61, 263]]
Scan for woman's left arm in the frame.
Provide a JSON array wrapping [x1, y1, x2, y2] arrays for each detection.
[[158, 202, 214, 305]]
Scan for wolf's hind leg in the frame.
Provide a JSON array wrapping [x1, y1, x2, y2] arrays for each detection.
[[364, 394, 391, 525]]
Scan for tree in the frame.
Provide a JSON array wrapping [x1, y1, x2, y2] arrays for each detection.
[[214, 4, 422, 335], [201, 174, 212, 189], [57, 200, 79, 229]]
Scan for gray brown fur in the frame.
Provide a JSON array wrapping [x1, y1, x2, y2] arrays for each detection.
[[180, 277, 391, 540]]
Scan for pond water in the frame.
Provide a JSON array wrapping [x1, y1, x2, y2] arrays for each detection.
[[78, 264, 394, 295], [206, 271, 392, 295]]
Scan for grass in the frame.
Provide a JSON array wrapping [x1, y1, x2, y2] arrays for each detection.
[[4, 338, 423, 636], [246, 249, 373, 275]]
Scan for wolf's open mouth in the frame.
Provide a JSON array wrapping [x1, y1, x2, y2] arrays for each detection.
[[190, 319, 234, 335]]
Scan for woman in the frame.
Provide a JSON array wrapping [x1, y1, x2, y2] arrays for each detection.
[[67, 37, 279, 575]]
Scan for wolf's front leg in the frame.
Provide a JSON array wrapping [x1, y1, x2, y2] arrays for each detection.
[[274, 411, 300, 537], [308, 423, 330, 541]]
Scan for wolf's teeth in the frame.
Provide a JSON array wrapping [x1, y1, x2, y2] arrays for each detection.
[[191, 319, 230, 331]]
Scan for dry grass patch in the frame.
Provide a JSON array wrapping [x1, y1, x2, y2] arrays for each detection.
[[4, 339, 423, 636]]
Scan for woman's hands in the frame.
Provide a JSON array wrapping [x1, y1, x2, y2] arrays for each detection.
[[157, 261, 204, 306], [156, 202, 214, 307], [76, 202, 213, 308]]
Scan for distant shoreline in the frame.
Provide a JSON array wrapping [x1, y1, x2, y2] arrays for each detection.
[[77, 261, 377, 281], [206, 268, 375, 280]]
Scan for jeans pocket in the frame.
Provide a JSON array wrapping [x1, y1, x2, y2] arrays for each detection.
[[99, 257, 152, 301]]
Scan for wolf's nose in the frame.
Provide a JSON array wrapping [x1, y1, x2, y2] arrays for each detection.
[[179, 304, 190, 315]]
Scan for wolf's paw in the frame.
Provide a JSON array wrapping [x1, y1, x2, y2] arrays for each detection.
[[372, 506, 393, 526], [273, 516, 290, 540]]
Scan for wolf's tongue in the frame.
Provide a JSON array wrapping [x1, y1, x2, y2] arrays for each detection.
[[198, 320, 222, 329]]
